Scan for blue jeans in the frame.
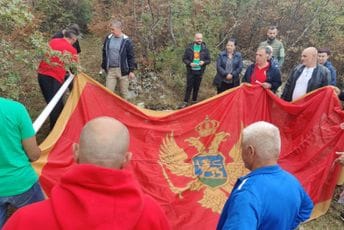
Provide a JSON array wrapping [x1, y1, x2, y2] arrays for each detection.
[[0, 181, 45, 228]]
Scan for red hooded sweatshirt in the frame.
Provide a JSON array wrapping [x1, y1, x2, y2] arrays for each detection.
[[4, 164, 170, 230]]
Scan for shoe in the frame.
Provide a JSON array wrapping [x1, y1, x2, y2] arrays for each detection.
[[178, 102, 188, 109], [341, 212, 344, 222], [191, 100, 197, 105]]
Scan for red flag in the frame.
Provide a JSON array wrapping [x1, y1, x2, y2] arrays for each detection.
[[33, 73, 344, 229]]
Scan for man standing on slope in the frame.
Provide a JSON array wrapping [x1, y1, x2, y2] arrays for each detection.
[[181, 32, 211, 107], [101, 20, 136, 100]]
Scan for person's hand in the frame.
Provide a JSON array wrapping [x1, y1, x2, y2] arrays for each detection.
[[128, 72, 135, 80], [334, 152, 344, 166], [99, 69, 105, 76], [190, 63, 198, 67], [199, 61, 205, 66], [261, 82, 272, 89], [226, 74, 233, 80], [332, 86, 341, 95]]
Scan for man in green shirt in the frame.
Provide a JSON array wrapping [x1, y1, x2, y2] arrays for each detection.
[[259, 26, 285, 68], [181, 33, 211, 107], [0, 97, 44, 228]]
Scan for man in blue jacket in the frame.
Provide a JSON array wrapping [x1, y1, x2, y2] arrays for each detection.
[[318, 48, 336, 86], [101, 20, 136, 100], [217, 121, 313, 230]]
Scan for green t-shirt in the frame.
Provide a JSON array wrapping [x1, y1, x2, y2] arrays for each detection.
[[192, 44, 202, 71], [0, 97, 38, 196]]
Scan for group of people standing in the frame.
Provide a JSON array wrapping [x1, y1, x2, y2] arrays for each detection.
[[0, 20, 343, 229], [36, 22, 340, 130], [181, 26, 339, 107]]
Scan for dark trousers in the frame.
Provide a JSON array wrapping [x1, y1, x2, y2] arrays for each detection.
[[184, 72, 203, 103], [38, 74, 64, 130], [217, 82, 235, 94]]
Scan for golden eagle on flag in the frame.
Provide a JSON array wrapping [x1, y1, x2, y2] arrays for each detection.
[[33, 73, 344, 229], [159, 117, 248, 213]]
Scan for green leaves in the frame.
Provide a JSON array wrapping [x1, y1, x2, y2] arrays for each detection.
[[0, 0, 33, 34]]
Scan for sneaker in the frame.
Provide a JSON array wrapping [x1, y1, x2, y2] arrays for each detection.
[[191, 100, 197, 105], [178, 102, 188, 109]]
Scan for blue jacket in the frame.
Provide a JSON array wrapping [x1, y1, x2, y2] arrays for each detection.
[[101, 34, 136, 76], [217, 165, 313, 230], [323, 61, 336, 86], [281, 64, 330, 102], [213, 51, 243, 87], [242, 61, 282, 92]]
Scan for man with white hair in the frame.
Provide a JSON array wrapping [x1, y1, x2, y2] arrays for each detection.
[[4, 117, 170, 229], [217, 121, 313, 230], [281, 47, 330, 101]]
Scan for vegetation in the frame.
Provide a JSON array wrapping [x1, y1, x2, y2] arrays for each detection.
[[1, 0, 343, 100], [0, 0, 343, 227]]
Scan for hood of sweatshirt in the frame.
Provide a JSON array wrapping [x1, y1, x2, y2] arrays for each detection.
[[50, 164, 144, 229]]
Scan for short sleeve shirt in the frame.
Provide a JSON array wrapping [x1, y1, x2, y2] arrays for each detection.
[[0, 98, 38, 196]]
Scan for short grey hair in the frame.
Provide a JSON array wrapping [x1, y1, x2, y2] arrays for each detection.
[[258, 46, 272, 56], [242, 121, 281, 160], [110, 20, 122, 29]]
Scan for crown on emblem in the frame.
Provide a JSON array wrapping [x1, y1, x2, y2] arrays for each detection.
[[196, 116, 219, 137]]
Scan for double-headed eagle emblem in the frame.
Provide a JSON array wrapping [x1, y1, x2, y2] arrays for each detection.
[[158, 116, 248, 213]]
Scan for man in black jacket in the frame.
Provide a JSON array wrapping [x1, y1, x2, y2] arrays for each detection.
[[181, 33, 211, 107], [281, 47, 330, 102], [101, 20, 136, 100]]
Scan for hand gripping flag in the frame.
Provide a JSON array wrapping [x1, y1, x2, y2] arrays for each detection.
[[33, 73, 344, 229]]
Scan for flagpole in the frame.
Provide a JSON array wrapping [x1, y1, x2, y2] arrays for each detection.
[[33, 74, 75, 133]]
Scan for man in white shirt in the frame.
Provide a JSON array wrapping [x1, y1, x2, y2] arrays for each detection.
[[281, 47, 330, 102]]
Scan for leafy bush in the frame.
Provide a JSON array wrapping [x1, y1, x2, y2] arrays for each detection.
[[0, 0, 46, 99], [33, 0, 92, 33]]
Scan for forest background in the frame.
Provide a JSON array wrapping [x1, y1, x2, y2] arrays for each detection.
[[1, 0, 344, 227]]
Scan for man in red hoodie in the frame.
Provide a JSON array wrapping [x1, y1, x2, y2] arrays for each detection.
[[4, 117, 170, 230], [37, 30, 78, 130]]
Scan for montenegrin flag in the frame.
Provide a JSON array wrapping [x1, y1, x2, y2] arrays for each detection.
[[33, 72, 344, 229]]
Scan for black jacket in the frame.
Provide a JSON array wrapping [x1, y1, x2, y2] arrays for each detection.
[[182, 42, 211, 75], [339, 91, 344, 101], [101, 34, 136, 76], [242, 61, 282, 93], [281, 64, 330, 102], [213, 51, 243, 87]]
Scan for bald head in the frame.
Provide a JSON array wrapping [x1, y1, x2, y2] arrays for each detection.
[[75, 117, 130, 169], [194, 33, 203, 45], [301, 47, 318, 68]]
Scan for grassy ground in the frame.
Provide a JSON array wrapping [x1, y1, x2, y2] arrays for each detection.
[[20, 35, 343, 228]]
